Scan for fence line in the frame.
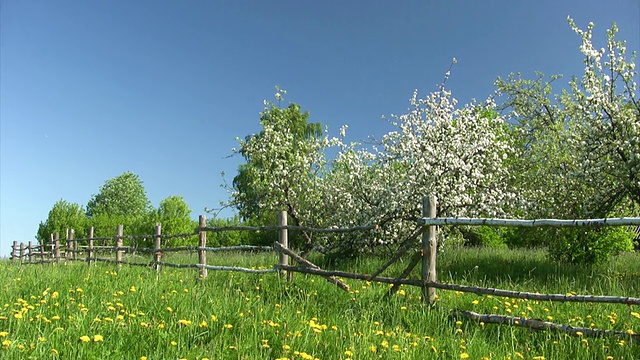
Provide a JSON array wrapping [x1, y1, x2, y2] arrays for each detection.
[[8, 199, 640, 342]]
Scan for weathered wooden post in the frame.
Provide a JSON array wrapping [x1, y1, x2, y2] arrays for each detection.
[[11, 241, 17, 262], [28, 241, 33, 264], [69, 229, 76, 261], [154, 223, 162, 272], [64, 229, 70, 260], [198, 215, 207, 279], [54, 232, 61, 264], [278, 211, 290, 280], [19, 243, 25, 265], [422, 195, 438, 305], [116, 225, 123, 267], [87, 227, 94, 266]]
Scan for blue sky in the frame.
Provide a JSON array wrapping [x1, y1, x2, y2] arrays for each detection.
[[1, 1, 638, 256]]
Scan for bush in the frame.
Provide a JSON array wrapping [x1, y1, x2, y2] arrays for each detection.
[[547, 227, 635, 265]]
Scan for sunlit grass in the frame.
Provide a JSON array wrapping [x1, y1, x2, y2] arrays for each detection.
[[0, 248, 638, 359]]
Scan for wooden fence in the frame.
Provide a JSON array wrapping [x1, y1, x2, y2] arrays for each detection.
[[8, 198, 640, 342]]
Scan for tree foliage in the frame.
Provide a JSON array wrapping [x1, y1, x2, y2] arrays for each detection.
[[228, 87, 326, 247], [153, 196, 195, 245], [36, 199, 88, 243], [86, 172, 151, 218], [496, 17, 639, 219]]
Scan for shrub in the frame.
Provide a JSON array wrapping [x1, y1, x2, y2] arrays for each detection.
[[547, 227, 635, 265]]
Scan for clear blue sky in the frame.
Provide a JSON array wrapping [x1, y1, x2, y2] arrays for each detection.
[[1, 1, 638, 256]]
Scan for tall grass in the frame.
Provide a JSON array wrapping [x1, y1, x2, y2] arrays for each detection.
[[0, 248, 638, 359]]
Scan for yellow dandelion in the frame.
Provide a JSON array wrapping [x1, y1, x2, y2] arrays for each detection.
[[51, 349, 59, 355], [79, 335, 91, 343], [93, 334, 103, 342], [177, 319, 192, 327], [460, 354, 470, 359]]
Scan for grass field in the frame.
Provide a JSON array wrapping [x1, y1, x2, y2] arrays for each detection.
[[0, 247, 639, 359]]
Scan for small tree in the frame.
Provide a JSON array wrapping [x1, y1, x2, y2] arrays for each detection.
[[86, 172, 152, 237], [227, 88, 328, 248], [37, 199, 88, 243], [153, 196, 195, 246]]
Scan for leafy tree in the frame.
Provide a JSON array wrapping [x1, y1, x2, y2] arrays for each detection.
[[86, 172, 152, 237], [228, 87, 326, 248], [36, 199, 88, 243], [496, 17, 639, 219], [87, 172, 151, 218], [495, 18, 639, 264], [153, 196, 196, 246]]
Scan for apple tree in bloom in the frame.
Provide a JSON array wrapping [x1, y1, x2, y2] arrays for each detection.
[[228, 88, 333, 248], [317, 76, 515, 256], [495, 17, 638, 263], [496, 17, 639, 219]]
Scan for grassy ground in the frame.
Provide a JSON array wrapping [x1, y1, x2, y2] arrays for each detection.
[[0, 247, 638, 359]]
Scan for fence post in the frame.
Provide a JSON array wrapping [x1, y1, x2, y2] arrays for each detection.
[[154, 223, 162, 272], [278, 211, 290, 280], [28, 241, 33, 264], [19, 243, 25, 265], [87, 227, 94, 266], [116, 225, 123, 267], [70, 229, 76, 261], [198, 215, 207, 279], [422, 195, 438, 305], [11, 241, 17, 262], [54, 232, 61, 264], [65, 229, 71, 260]]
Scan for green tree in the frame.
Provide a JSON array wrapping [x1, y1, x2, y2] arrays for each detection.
[[153, 196, 195, 246], [36, 199, 88, 243], [86, 172, 152, 237], [228, 88, 324, 248], [495, 18, 639, 264]]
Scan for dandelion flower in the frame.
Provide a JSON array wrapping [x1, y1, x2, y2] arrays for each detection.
[[93, 335, 104, 342], [79, 336, 91, 343]]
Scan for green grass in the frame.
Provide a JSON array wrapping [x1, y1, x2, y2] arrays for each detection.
[[0, 248, 638, 359]]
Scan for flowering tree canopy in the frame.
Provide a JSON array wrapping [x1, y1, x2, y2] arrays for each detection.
[[496, 17, 639, 218]]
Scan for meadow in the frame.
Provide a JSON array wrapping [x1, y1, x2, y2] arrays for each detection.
[[1, 247, 639, 359]]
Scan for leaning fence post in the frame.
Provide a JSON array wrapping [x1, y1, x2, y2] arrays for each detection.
[[422, 195, 438, 305], [28, 241, 33, 264], [278, 210, 290, 280], [87, 227, 94, 266], [11, 241, 17, 262], [116, 225, 123, 267], [54, 232, 61, 264], [198, 215, 207, 279], [154, 223, 162, 272]]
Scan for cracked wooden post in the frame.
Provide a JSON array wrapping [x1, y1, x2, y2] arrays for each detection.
[[278, 211, 290, 280], [422, 195, 438, 305], [116, 225, 123, 267], [198, 215, 207, 280], [87, 227, 94, 266], [28, 241, 33, 264], [154, 223, 162, 272]]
